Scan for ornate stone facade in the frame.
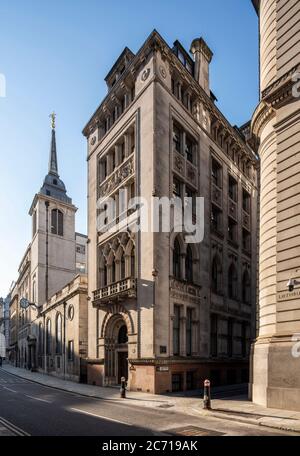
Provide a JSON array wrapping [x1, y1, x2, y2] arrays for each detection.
[[84, 30, 258, 393]]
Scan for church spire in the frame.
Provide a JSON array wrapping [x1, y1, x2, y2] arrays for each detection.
[[49, 112, 59, 177]]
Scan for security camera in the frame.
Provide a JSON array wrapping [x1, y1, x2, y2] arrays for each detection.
[[287, 278, 300, 292]]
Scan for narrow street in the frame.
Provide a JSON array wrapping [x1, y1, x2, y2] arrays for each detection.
[[0, 368, 297, 437]]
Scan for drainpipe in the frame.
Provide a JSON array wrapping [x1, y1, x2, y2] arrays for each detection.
[[45, 201, 50, 302]]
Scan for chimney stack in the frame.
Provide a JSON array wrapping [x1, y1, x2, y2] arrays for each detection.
[[190, 37, 213, 96]]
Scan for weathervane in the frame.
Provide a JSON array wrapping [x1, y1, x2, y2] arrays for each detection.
[[50, 111, 56, 130]]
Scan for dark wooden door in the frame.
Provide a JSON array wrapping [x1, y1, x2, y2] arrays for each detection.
[[118, 351, 128, 384]]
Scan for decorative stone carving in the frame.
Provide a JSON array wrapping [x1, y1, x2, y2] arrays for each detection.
[[159, 65, 167, 79], [99, 156, 134, 198], [174, 152, 184, 173], [141, 68, 150, 82]]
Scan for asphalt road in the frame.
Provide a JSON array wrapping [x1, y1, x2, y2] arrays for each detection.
[[0, 368, 297, 437]]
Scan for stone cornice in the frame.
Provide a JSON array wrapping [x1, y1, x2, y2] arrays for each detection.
[[251, 65, 300, 147], [83, 30, 256, 164]]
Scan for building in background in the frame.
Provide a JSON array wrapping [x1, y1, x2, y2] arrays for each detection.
[[83, 30, 258, 393], [0, 285, 12, 357], [250, 0, 300, 411], [7, 117, 88, 380], [76, 233, 88, 274]]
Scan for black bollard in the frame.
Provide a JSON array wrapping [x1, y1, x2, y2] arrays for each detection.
[[203, 379, 211, 409], [120, 376, 126, 398]]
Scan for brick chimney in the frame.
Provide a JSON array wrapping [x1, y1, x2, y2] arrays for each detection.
[[190, 38, 213, 96]]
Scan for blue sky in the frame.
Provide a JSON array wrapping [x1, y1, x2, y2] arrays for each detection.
[[0, 0, 258, 297]]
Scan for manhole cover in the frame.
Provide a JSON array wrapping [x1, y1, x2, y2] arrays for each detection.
[[167, 426, 225, 436]]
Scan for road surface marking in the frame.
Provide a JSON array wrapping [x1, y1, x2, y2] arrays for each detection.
[[0, 417, 30, 436], [2, 386, 17, 393], [69, 407, 132, 426], [25, 395, 52, 403]]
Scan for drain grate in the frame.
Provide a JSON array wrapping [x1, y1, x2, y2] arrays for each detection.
[[167, 426, 225, 436]]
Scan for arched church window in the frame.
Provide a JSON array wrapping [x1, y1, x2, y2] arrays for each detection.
[[51, 209, 63, 236], [46, 319, 52, 355], [56, 313, 62, 354]]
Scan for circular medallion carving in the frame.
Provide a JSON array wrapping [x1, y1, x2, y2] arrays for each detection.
[[159, 65, 167, 79], [91, 136, 97, 146], [141, 68, 150, 82]]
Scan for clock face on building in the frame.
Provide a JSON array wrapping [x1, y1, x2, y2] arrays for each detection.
[[20, 297, 30, 310], [67, 304, 74, 321]]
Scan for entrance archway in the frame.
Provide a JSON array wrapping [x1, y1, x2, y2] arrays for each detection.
[[104, 314, 128, 385]]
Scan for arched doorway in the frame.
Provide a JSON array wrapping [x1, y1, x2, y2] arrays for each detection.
[[104, 314, 128, 385]]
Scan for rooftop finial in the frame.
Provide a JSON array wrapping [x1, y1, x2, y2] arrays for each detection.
[[50, 111, 56, 130]]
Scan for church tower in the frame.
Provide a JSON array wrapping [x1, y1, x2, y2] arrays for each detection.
[[29, 114, 77, 306]]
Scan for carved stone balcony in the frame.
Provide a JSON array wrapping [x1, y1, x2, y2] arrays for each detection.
[[211, 183, 222, 208], [173, 151, 198, 188], [99, 154, 135, 199], [92, 278, 136, 306], [170, 278, 201, 304]]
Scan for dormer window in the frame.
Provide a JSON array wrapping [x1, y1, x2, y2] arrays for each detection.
[[53, 179, 57, 185]]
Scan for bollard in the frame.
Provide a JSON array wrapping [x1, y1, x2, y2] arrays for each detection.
[[203, 379, 211, 409], [120, 376, 126, 398]]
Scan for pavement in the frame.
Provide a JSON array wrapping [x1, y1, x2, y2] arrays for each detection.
[[2, 363, 300, 435]]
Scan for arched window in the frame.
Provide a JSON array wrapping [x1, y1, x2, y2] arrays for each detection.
[[185, 245, 193, 283], [242, 270, 251, 304], [118, 325, 128, 344], [212, 255, 222, 294], [51, 209, 63, 236], [103, 261, 108, 287], [228, 263, 238, 300], [38, 323, 44, 355], [173, 238, 181, 279], [56, 313, 62, 354], [46, 319, 52, 355], [130, 248, 135, 277], [120, 252, 126, 279], [111, 259, 116, 283]]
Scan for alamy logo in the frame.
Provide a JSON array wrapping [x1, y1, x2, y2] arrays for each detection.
[[0, 74, 6, 98], [96, 189, 205, 243], [292, 72, 300, 99]]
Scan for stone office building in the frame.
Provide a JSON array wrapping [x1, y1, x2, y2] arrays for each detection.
[[83, 30, 259, 393], [250, 0, 300, 411]]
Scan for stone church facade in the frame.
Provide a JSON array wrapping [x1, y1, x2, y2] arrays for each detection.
[[8, 120, 88, 381], [83, 30, 259, 393]]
